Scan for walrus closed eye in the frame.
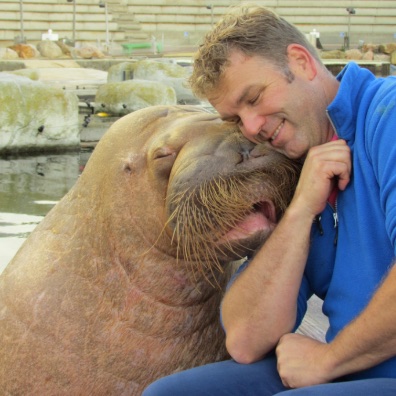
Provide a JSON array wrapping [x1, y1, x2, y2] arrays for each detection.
[[0, 105, 301, 395]]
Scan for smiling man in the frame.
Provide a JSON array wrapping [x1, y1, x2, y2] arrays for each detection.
[[207, 49, 335, 159], [143, 4, 396, 396]]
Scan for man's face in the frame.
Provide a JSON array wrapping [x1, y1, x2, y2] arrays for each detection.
[[208, 50, 332, 159]]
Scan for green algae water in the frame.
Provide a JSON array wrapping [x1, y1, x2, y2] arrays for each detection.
[[0, 150, 92, 274]]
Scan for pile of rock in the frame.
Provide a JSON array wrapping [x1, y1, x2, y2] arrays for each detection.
[[98, 59, 200, 114], [320, 43, 396, 63], [0, 58, 203, 153], [0, 73, 80, 154], [0, 42, 107, 60]]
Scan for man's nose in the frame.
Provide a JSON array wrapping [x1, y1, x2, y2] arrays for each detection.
[[239, 113, 266, 143]]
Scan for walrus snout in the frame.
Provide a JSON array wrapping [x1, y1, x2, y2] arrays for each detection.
[[166, 134, 301, 273], [231, 134, 289, 168]]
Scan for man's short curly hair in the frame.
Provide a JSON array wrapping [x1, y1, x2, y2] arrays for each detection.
[[188, 4, 321, 99]]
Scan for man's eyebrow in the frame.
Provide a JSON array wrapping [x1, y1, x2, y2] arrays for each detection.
[[219, 85, 256, 122], [236, 86, 252, 106]]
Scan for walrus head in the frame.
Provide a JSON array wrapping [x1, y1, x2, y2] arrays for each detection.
[[88, 105, 301, 281], [166, 137, 301, 268], [163, 109, 302, 276]]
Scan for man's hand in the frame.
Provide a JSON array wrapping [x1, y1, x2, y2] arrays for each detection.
[[277, 265, 396, 389], [276, 333, 337, 389], [291, 140, 351, 218]]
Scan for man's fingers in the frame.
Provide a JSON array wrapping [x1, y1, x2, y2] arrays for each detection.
[[306, 139, 351, 190]]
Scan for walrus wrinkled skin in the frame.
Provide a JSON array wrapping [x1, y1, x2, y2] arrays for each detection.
[[0, 105, 301, 395]]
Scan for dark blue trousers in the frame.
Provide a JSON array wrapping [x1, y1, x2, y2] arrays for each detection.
[[142, 357, 396, 395]]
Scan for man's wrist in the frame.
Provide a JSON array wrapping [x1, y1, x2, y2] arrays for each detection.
[[283, 200, 317, 227]]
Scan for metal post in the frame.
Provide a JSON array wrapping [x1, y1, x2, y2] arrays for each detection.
[[104, 3, 109, 48], [72, 0, 76, 44], [346, 7, 356, 50], [99, 1, 110, 50], [206, 5, 214, 27], [67, 0, 76, 45], [347, 14, 351, 49], [19, 0, 24, 41]]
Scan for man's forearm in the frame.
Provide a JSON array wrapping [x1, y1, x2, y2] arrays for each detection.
[[326, 262, 396, 378], [222, 140, 352, 364], [276, 262, 396, 389], [221, 204, 314, 363]]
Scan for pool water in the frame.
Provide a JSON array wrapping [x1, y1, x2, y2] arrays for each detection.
[[0, 149, 92, 274]]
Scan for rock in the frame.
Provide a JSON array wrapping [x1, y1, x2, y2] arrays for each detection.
[[320, 50, 346, 59], [134, 60, 189, 79], [374, 53, 391, 62], [8, 44, 38, 59], [345, 49, 363, 60], [55, 41, 72, 56], [106, 61, 200, 104], [362, 50, 374, 60], [390, 51, 396, 65], [6, 69, 40, 80], [362, 43, 379, 53], [95, 79, 177, 115], [75, 45, 105, 59], [0, 74, 80, 154], [133, 60, 199, 104], [379, 43, 396, 54], [37, 41, 64, 58], [106, 61, 137, 83], [0, 48, 19, 60]]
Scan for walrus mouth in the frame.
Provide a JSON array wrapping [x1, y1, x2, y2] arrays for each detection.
[[166, 163, 300, 278], [218, 201, 277, 243]]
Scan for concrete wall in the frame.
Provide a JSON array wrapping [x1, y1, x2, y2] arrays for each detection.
[[1, 0, 395, 51], [128, 1, 396, 51]]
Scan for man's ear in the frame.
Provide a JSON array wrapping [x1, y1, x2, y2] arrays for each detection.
[[286, 44, 318, 80]]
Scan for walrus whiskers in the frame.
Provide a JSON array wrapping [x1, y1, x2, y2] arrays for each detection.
[[166, 164, 300, 281]]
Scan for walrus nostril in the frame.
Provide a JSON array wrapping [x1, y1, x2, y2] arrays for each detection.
[[240, 147, 251, 162]]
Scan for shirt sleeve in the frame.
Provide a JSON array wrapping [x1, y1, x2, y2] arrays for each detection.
[[365, 83, 396, 255]]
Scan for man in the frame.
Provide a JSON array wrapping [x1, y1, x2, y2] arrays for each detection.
[[143, 5, 396, 395]]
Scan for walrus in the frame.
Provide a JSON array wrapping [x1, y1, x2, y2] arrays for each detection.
[[0, 105, 301, 395]]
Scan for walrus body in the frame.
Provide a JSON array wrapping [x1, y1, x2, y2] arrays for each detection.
[[0, 105, 301, 395]]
